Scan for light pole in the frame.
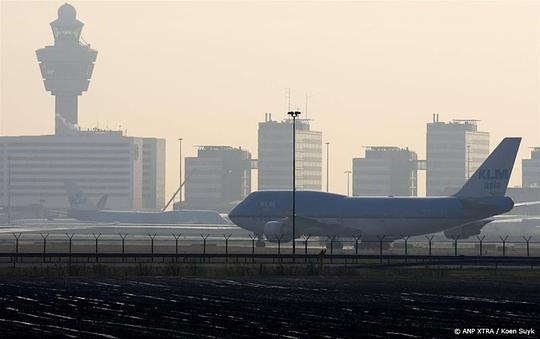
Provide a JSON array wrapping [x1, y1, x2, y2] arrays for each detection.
[[325, 142, 330, 192], [344, 170, 352, 196], [288, 111, 301, 256], [466, 144, 471, 179], [178, 138, 183, 202], [7, 155, 11, 224]]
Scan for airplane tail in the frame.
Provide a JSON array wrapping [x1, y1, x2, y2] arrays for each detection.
[[96, 194, 108, 210], [454, 137, 521, 198], [64, 180, 97, 210]]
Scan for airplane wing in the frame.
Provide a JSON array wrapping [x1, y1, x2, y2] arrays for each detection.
[[293, 215, 399, 239], [513, 201, 540, 207]]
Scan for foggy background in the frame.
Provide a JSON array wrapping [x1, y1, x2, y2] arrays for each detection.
[[1, 0, 539, 197]]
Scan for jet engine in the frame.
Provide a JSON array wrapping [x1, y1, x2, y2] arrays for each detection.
[[444, 219, 493, 239], [263, 220, 292, 243]]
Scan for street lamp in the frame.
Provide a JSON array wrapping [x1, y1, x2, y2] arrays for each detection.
[[325, 142, 330, 192], [288, 111, 301, 256], [466, 144, 471, 179], [178, 138, 183, 202], [344, 170, 352, 196]]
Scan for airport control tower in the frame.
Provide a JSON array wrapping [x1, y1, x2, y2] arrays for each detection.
[[36, 3, 97, 135]]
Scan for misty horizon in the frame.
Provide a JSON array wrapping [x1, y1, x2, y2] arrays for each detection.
[[1, 1, 539, 197]]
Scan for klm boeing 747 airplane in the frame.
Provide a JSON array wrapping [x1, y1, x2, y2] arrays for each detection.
[[228, 137, 521, 247]]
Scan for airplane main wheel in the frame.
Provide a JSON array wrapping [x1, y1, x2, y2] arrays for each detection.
[[256, 240, 266, 248]]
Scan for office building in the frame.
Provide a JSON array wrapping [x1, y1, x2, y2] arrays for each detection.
[[258, 113, 322, 190], [522, 148, 540, 188], [426, 115, 489, 196], [0, 131, 143, 210], [142, 138, 166, 210], [183, 146, 251, 212], [352, 147, 417, 196]]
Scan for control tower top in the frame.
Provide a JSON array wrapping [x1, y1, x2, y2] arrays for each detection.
[[50, 3, 83, 47], [36, 3, 98, 135]]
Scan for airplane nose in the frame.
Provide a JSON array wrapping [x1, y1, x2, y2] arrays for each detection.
[[228, 204, 241, 224]]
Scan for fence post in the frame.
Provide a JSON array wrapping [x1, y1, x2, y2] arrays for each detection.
[[66, 233, 74, 263], [92, 233, 101, 263], [172, 233, 182, 262], [353, 235, 361, 255], [12, 233, 21, 264], [248, 234, 256, 263], [377, 235, 386, 264], [476, 235, 485, 256], [401, 235, 410, 261], [147, 233, 157, 262], [326, 235, 337, 264], [12, 233, 21, 266], [224, 234, 232, 263], [119, 233, 128, 262], [302, 234, 311, 263], [523, 236, 532, 257], [40, 233, 49, 263], [500, 235, 509, 257], [425, 235, 434, 257], [452, 235, 459, 257], [327, 235, 337, 255], [200, 234, 209, 263]]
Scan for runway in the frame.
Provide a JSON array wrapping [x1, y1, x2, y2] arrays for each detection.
[[0, 219, 251, 238]]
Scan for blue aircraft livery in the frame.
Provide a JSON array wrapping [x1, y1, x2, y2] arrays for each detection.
[[228, 137, 521, 245]]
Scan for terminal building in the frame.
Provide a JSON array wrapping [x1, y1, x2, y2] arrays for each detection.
[[511, 148, 540, 215], [142, 138, 166, 209], [426, 115, 489, 196], [352, 147, 418, 196], [258, 113, 322, 190], [522, 147, 540, 188], [0, 4, 165, 211], [182, 146, 252, 212], [0, 131, 143, 210]]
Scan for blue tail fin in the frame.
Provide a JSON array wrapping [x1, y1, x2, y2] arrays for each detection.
[[454, 137, 521, 198], [64, 180, 97, 210]]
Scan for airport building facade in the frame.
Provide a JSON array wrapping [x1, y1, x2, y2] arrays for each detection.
[[352, 147, 418, 196], [142, 138, 166, 209], [183, 146, 252, 212], [258, 114, 322, 190], [0, 132, 165, 210], [426, 115, 489, 196], [522, 147, 540, 188]]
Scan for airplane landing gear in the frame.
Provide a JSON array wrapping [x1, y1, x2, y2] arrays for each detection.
[[325, 241, 343, 251], [255, 235, 266, 248]]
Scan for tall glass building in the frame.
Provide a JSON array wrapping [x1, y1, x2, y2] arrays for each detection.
[[522, 148, 540, 188], [426, 115, 489, 196], [183, 146, 251, 212], [352, 147, 417, 196], [257, 114, 322, 191]]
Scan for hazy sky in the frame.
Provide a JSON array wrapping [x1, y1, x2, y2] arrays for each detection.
[[1, 0, 539, 197]]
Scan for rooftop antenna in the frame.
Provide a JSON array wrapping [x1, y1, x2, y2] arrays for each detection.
[[305, 94, 308, 120], [287, 88, 291, 112]]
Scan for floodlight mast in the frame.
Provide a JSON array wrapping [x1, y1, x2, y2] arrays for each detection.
[[288, 111, 301, 256]]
